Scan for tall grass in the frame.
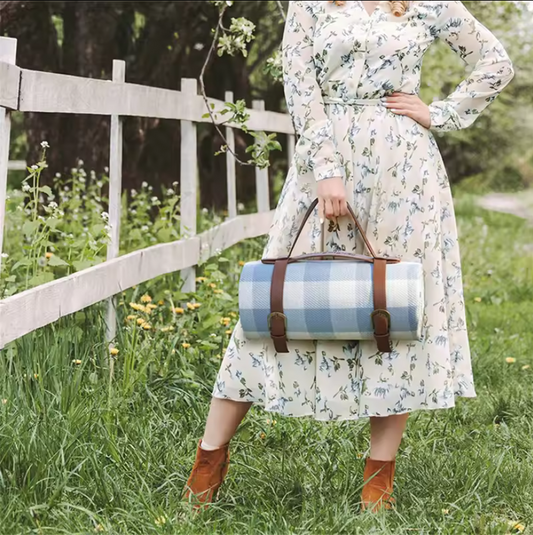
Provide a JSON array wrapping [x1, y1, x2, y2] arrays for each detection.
[[0, 194, 532, 534]]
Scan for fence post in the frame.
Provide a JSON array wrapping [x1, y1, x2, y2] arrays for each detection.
[[225, 91, 237, 219], [105, 60, 126, 354], [252, 100, 270, 213], [287, 134, 295, 165], [0, 37, 17, 273], [180, 79, 198, 293]]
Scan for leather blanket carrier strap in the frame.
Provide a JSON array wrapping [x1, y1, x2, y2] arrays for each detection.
[[266, 198, 397, 354]]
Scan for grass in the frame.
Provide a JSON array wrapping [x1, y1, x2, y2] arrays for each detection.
[[0, 195, 532, 534]]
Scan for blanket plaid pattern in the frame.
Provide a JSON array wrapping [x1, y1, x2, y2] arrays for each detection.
[[239, 260, 424, 341]]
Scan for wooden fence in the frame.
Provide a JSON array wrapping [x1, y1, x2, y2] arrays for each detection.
[[0, 36, 295, 350]]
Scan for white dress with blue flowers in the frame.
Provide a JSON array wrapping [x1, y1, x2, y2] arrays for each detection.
[[212, 1, 514, 421]]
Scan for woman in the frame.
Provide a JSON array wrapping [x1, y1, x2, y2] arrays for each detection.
[[184, 0, 514, 512]]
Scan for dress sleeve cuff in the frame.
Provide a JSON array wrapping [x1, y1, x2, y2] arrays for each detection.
[[428, 101, 461, 132]]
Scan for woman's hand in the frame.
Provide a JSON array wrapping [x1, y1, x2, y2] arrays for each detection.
[[317, 177, 348, 222], [384, 92, 431, 129]]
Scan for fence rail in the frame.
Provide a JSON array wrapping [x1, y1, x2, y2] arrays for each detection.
[[0, 36, 295, 350]]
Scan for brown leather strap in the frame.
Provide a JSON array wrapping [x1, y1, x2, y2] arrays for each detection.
[[269, 259, 289, 353], [372, 259, 392, 353], [262, 252, 401, 265], [287, 198, 378, 259]]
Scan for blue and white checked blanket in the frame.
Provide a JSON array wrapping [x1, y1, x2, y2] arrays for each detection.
[[239, 260, 424, 341]]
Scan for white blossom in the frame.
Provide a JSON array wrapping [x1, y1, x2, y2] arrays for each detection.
[[78, 159, 84, 167], [31, 165, 38, 171], [141, 181, 148, 188], [22, 184, 31, 193], [101, 211, 110, 221], [1, 253, 8, 259], [40, 141, 50, 149]]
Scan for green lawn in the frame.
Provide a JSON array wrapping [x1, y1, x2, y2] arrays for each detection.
[[0, 195, 532, 534]]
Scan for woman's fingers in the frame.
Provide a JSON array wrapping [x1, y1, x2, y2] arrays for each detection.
[[324, 199, 335, 219], [340, 199, 348, 216], [318, 198, 325, 224]]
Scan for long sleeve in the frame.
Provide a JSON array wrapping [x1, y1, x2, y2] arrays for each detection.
[[282, 1, 345, 181], [428, 1, 515, 132]]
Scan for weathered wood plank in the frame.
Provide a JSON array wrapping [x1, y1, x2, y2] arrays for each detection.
[[17, 69, 293, 133], [225, 91, 238, 219], [180, 79, 198, 293], [7, 160, 26, 171], [0, 211, 274, 349], [253, 101, 270, 213], [106, 60, 126, 346], [0, 62, 20, 110], [0, 39, 17, 272]]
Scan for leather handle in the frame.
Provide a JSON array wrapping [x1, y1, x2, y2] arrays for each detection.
[[287, 198, 377, 259], [262, 252, 401, 265]]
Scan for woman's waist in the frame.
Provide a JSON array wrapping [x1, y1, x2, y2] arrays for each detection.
[[323, 95, 387, 107]]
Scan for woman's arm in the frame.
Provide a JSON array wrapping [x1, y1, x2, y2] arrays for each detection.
[[283, 1, 345, 182], [428, 0, 515, 132]]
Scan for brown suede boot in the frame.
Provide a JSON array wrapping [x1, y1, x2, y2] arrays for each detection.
[[361, 458, 396, 513], [183, 439, 230, 509]]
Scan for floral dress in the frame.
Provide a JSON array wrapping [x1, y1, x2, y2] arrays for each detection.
[[212, 1, 514, 421]]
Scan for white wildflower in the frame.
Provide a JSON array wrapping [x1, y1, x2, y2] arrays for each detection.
[[104, 166, 109, 173], [31, 165, 38, 171], [78, 159, 84, 167], [166, 188, 174, 196], [172, 181, 178, 187], [238, 202, 245, 211], [41, 141, 50, 149], [22, 183, 31, 193], [131, 189, 137, 197], [202, 207, 209, 215], [141, 181, 148, 188], [79, 177, 86, 184], [141, 225, 149, 232], [101, 211, 110, 221], [48, 201, 58, 209], [96, 181, 103, 188], [55, 172, 61, 178], [1, 253, 8, 259]]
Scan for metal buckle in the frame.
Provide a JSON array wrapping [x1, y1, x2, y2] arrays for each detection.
[[268, 311, 287, 330], [371, 309, 391, 332]]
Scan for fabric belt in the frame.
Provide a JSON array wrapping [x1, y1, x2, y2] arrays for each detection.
[[323, 96, 385, 106]]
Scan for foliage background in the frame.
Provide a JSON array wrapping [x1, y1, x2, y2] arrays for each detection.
[[1, 1, 533, 207]]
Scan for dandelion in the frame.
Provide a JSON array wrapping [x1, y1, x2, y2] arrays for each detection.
[[209, 283, 217, 289], [142, 323, 152, 330], [126, 315, 137, 321], [508, 521, 525, 533], [109, 348, 120, 356], [154, 516, 166, 526], [196, 277, 207, 283], [146, 304, 158, 310], [158, 300, 165, 306], [137, 318, 146, 326], [140, 294, 152, 303], [213, 289, 223, 295], [45, 252, 54, 259], [220, 317, 231, 327], [506, 357, 516, 364], [173, 307, 185, 314], [239, 261, 245, 267], [225, 330, 232, 335], [522, 365, 531, 371], [72, 359, 82, 365], [129, 303, 145, 312], [182, 342, 191, 349]]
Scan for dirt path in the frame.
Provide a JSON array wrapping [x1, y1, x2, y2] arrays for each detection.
[[477, 192, 533, 224]]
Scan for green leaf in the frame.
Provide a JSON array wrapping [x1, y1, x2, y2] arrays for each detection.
[[28, 272, 55, 286], [11, 258, 32, 271], [22, 220, 40, 237], [72, 259, 96, 271], [40, 186, 53, 197], [47, 254, 69, 267], [4, 275, 16, 283], [45, 218, 60, 230]]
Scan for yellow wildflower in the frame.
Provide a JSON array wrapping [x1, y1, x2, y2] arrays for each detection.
[[158, 300, 165, 306], [260, 432, 266, 439], [45, 252, 53, 259], [192, 303, 201, 309], [137, 318, 145, 326], [126, 315, 137, 321], [474, 297, 482, 303], [196, 277, 207, 283], [225, 330, 233, 335], [173, 307, 185, 314], [34, 373, 39, 379], [142, 323, 152, 330], [72, 359, 82, 365], [220, 317, 231, 327], [187, 302, 195, 311], [508, 521, 525, 533], [109, 348, 120, 356], [239, 261, 245, 267], [146, 304, 158, 310], [273, 420, 277, 425], [154, 516, 166, 526], [140, 294, 152, 303], [213, 289, 223, 295], [160, 326, 175, 333], [506, 357, 516, 364], [2, 399, 7, 405], [266, 419, 271, 424], [182, 342, 191, 349], [209, 283, 217, 289], [129, 303, 145, 312], [229, 312, 237, 318], [94, 524, 105, 533], [522, 365, 531, 371], [356, 453, 364, 459], [215, 354, 221, 359], [442, 509, 450, 515]]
